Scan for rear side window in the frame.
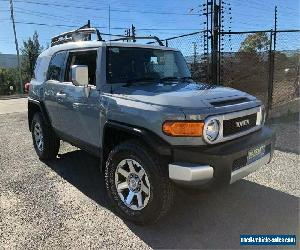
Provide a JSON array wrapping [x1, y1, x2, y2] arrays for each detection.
[[47, 52, 67, 81]]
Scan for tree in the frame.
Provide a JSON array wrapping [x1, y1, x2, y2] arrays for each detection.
[[0, 68, 19, 95], [21, 31, 43, 82], [239, 32, 269, 53]]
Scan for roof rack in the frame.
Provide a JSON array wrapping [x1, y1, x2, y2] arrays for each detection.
[[51, 21, 164, 47], [109, 36, 164, 46], [51, 23, 104, 47]]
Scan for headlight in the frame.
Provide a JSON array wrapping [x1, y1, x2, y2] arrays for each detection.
[[204, 119, 220, 142]]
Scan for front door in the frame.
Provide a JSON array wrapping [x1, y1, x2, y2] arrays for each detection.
[[57, 49, 101, 148]]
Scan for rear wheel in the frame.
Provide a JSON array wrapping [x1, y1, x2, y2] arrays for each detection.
[[105, 140, 174, 225], [31, 112, 60, 160]]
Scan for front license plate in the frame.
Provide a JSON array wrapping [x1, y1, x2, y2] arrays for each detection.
[[247, 145, 266, 164]]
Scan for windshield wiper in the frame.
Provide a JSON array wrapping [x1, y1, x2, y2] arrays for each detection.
[[159, 76, 179, 82], [124, 77, 157, 86], [159, 76, 193, 83]]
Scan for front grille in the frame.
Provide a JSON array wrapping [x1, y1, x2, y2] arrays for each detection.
[[223, 113, 257, 137]]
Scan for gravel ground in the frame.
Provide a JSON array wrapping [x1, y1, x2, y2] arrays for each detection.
[[0, 112, 299, 249]]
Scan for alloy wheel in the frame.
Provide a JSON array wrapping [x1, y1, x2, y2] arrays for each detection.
[[34, 122, 44, 151], [114, 159, 151, 211]]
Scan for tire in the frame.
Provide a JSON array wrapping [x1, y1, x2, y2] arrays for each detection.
[[31, 112, 60, 160], [105, 140, 174, 225]]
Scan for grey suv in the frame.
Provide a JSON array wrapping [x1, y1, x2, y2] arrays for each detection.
[[28, 29, 275, 224]]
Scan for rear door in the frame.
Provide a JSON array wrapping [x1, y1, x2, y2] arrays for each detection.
[[57, 49, 101, 148], [44, 51, 67, 131]]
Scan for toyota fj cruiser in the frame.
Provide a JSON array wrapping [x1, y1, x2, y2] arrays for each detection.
[[28, 27, 275, 224]]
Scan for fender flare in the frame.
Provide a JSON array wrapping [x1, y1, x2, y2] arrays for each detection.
[[103, 120, 172, 156], [28, 98, 51, 131]]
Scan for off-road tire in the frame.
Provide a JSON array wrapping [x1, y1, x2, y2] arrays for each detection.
[[31, 112, 60, 160], [105, 140, 174, 225]]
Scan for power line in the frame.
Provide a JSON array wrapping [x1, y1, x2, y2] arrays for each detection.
[[0, 0, 201, 16], [1, 17, 203, 32]]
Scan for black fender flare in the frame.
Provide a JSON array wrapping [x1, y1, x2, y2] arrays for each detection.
[[103, 120, 172, 157], [28, 98, 51, 131]]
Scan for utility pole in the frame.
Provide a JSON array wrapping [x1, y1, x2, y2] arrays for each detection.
[[273, 6, 277, 51], [192, 42, 197, 75], [211, 0, 220, 84], [131, 24, 136, 42], [193, 42, 197, 66], [267, 6, 278, 117], [9, 0, 23, 94]]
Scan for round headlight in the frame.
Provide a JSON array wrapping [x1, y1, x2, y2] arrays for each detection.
[[205, 119, 220, 142]]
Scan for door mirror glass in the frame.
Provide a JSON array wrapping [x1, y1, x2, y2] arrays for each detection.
[[71, 65, 88, 86]]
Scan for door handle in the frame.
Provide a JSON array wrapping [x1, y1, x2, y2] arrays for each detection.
[[56, 92, 66, 98]]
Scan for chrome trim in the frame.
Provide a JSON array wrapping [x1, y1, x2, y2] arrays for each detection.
[[203, 106, 263, 144], [169, 163, 214, 182], [230, 153, 271, 184]]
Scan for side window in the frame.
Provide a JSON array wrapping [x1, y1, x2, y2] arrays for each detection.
[[47, 52, 67, 81], [65, 50, 97, 86]]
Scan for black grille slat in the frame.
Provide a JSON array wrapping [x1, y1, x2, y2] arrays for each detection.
[[223, 113, 257, 137]]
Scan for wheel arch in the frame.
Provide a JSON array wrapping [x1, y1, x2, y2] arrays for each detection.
[[28, 98, 51, 131], [102, 120, 172, 170]]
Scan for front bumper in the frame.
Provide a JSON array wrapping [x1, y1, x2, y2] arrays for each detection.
[[168, 126, 275, 188]]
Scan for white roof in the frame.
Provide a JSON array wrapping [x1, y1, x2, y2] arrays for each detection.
[[39, 40, 178, 57]]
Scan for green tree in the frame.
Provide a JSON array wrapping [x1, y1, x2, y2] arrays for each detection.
[[239, 32, 269, 53], [0, 68, 19, 95], [21, 31, 43, 82]]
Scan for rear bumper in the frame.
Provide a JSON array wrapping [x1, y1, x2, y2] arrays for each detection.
[[168, 126, 275, 188]]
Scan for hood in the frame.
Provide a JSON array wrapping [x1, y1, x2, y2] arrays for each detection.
[[113, 82, 256, 109]]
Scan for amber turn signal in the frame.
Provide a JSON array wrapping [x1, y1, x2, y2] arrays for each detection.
[[162, 121, 204, 137]]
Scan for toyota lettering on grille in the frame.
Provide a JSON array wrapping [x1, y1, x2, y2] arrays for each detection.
[[235, 119, 250, 128]]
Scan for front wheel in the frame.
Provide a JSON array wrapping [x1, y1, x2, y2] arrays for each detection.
[[105, 140, 174, 225]]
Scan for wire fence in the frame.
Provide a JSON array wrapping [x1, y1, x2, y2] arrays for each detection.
[[220, 31, 272, 108], [164, 29, 300, 113], [163, 31, 210, 83], [272, 31, 300, 106]]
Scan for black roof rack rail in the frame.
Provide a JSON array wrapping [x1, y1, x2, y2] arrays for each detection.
[[51, 24, 104, 47], [109, 36, 164, 46]]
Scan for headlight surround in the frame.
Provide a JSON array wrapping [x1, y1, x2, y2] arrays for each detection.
[[204, 119, 220, 142], [257, 105, 266, 125]]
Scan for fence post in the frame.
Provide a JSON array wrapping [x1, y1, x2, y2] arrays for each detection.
[[267, 30, 275, 119]]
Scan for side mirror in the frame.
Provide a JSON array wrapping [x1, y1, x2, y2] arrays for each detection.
[[71, 65, 88, 86]]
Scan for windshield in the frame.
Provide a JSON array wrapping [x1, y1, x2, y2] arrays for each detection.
[[106, 47, 191, 84]]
